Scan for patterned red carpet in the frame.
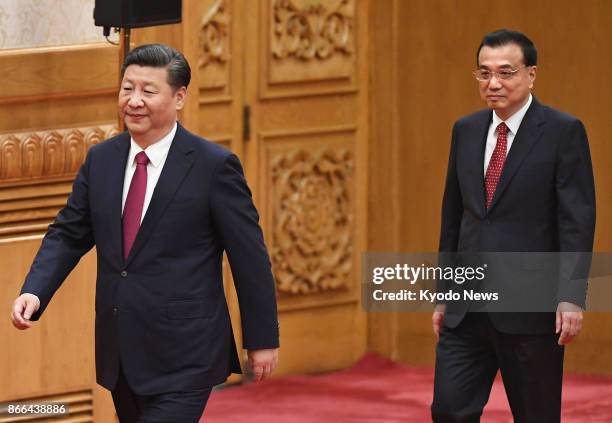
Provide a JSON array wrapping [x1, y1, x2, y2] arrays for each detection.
[[202, 353, 612, 422]]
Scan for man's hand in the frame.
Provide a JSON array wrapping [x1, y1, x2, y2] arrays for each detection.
[[11, 294, 40, 330], [432, 303, 446, 337], [247, 348, 279, 382], [556, 301, 583, 345]]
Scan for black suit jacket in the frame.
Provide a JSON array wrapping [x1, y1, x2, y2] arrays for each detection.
[[439, 97, 596, 333], [21, 124, 279, 395]]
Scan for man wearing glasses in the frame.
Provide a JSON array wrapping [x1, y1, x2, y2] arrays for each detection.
[[432, 29, 595, 422]]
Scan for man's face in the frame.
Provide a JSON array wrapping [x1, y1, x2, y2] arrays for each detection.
[[477, 43, 536, 120], [118, 65, 186, 146]]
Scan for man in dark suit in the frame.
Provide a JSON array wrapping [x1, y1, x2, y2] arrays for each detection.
[[431, 30, 595, 422], [11, 44, 279, 422]]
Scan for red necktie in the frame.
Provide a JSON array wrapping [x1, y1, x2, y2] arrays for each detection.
[[485, 122, 509, 209], [123, 151, 149, 260]]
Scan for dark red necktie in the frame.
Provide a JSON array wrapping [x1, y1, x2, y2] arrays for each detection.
[[123, 151, 149, 260], [485, 122, 509, 209]]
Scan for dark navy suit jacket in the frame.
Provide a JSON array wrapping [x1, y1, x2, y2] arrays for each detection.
[[439, 97, 596, 333], [21, 123, 279, 395]]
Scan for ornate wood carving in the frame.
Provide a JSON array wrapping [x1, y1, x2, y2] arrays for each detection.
[[272, 0, 354, 61], [0, 124, 118, 184], [0, 124, 117, 239], [199, 0, 230, 69], [0, 136, 21, 180], [271, 147, 354, 294]]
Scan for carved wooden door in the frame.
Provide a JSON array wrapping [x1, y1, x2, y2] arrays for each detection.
[[137, 0, 368, 376], [240, 0, 368, 374]]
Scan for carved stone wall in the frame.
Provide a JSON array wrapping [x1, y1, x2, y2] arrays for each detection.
[[270, 147, 354, 295]]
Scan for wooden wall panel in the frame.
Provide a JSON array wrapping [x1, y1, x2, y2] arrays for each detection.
[[366, 0, 401, 360], [368, 0, 612, 375], [0, 125, 118, 240], [246, 0, 369, 376], [268, 0, 354, 82], [0, 240, 95, 398], [0, 42, 120, 421], [278, 302, 368, 374], [198, 0, 232, 98], [259, 0, 357, 98], [259, 127, 357, 307], [0, 96, 118, 134], [0, 125, 118, 184], [0, 45, 117, 100]]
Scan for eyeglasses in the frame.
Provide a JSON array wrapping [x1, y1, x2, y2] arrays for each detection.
[[473, 66, 527, 82]]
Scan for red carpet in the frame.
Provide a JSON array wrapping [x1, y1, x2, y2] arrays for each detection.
[[202, 353, 612, 422]]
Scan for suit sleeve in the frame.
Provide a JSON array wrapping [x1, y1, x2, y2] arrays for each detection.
[[556, 119, 596, 308], [20, 150, 96, 320], [210, 153, 280, 350], [437, 123, 463, 299]]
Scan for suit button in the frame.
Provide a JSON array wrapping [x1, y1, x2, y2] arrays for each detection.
[[112, 307, 118, 316], [120, 270, 128, 278]]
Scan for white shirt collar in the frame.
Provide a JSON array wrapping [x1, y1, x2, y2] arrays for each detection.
[[127, 122, 177, 168], [492, 93, 533, 135]]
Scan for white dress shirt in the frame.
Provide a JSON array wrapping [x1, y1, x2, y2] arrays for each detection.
[[484, 94, 533, 175], [121, 122, 177, 222]]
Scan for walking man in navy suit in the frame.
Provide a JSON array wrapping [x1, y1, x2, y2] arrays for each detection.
[[12, 44, 280, 422]]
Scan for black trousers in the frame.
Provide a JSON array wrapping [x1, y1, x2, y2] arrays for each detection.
[[111, 366, 212, 423], [431, 313, 564, 423]]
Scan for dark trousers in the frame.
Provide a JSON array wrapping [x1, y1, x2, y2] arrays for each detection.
[[431, 313, 564, 423], [111, 366, 212, 423]]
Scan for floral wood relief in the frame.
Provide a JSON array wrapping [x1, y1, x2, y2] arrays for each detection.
[[0, 125, 117, 183], [271, 147, 354, 294], [199, 0, 230, 69], [272, 0, 354, 61]]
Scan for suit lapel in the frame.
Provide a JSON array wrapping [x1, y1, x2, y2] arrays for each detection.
[[487, 98, 545, 212], [465, 112, 491, 218], [124, 125, 196, 267], [109, 133, 131, 264]]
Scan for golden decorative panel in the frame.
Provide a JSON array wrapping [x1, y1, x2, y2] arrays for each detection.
[[199, 0, 231, 93], [199, 0, 231, 69], [266, 0, 355, 87], [266, 134, 355, 295], [0, 124, 117, 239], [0, 124, 117, 185], [272, 0, 353, 61]]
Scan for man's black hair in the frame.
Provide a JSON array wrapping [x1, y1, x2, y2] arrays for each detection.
[[477, 29, 538, 67], [121, 43, 191, 90]]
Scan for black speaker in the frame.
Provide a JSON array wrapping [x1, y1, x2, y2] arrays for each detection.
[[94, 0, 182, 29]]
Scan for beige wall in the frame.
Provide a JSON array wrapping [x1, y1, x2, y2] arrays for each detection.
[[0, 0, 105, 49], [368, 0, 612, 374]]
